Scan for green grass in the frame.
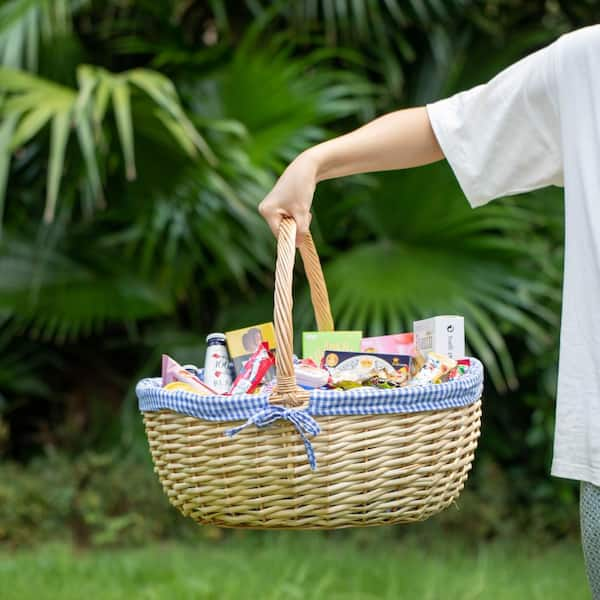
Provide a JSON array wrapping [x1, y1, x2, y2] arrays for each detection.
[[0, 532, 589, 600]]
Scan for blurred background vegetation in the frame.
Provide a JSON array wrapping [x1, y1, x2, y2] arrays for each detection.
[[0, 0, 594, 548]]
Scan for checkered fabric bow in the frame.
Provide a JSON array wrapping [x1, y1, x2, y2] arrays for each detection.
[[225, 406, 321, 471]]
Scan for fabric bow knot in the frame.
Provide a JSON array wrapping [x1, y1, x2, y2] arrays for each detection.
[[225, 405, 321, 471]]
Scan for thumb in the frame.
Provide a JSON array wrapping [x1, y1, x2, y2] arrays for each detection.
[[292, 211, 312, 247]]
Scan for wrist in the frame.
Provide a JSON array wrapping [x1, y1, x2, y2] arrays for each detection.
[[298, 146, 328, 183]]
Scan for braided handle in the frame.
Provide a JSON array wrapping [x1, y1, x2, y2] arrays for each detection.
[[271, 218, 334, 407]]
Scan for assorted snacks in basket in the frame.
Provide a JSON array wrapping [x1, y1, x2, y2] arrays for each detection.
[[137, 218, 483, 530]]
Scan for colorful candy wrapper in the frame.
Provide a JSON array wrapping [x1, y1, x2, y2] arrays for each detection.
[[329, 365, 409, 390], [410, 351, 426, 378], [229, 342, 275, 395], [161, 354, 217, 395], [410, 352, 457, 386], [161, 354, 178, 385], [446, 358, 471, 380], [255, 360, 329, 394]]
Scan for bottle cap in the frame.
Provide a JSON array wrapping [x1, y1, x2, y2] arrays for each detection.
[[206, 332, 226, 343]]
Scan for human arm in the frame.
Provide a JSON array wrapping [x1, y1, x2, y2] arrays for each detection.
[[259, 31, 568, 246], [258, 106, 444, 245]]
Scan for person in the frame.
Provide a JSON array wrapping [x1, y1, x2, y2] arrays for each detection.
[[258, 25, 600, 597]]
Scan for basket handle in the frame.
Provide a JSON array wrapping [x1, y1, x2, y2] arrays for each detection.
[[271, 217, 334, 407]]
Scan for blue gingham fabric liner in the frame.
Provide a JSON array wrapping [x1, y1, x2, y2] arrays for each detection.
[[136, 357, 483, 419], [137, 358, 483, 470]]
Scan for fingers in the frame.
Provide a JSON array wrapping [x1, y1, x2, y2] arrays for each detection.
[[258, 200, 311, 247], [292, 210, 312, 247], [258, 202, 283, 238]]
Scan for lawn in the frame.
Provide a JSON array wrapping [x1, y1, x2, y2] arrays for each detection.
[[0, 532, 588, 600]]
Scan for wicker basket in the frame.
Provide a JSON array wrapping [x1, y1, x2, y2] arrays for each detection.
[[138, 218, 482, 529]]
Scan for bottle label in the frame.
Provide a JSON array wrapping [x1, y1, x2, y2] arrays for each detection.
[[204, 345, 233, 393]]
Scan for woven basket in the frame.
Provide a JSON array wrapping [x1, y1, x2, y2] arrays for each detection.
[[138, 218, 482, 529]]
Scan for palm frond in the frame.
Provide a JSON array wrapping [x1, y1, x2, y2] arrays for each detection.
[[181, 36, 376, 173], [298, 166, 562, 392], [0, 234, 173, 342], [0, 0, 87, 71], [0, 64, 213, 228], [119, 32, 377, 296]]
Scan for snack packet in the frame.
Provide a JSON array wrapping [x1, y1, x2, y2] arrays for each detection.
[[295, 360, 330, 388], [365, 367, 410, 388], [410, 351, 427, 377], [229, 342, 275, 395], [323, 351, 411, 374], [162, 354, 217, 395], [328, 365, 409, 390], [164, 381, 211, 395], [410, 352, 457, 386], [446, 358, 471, 380]]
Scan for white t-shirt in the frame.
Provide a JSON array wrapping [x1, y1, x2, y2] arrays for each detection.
[[427, 25, 600, 486]]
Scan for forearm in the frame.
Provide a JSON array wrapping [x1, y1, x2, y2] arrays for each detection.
[[259, 106, 443, 242], [306, 106, 444, 182]]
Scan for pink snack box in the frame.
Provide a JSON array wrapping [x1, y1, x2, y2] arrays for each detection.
[[360, 333, 415, 357]]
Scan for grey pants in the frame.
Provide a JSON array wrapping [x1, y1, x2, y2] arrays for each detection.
[[581, 482, 600, 598]]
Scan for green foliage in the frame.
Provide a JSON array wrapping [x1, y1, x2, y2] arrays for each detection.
[[0, 0, 87, 71], [0, 63, 212, 226], [307, 167, 560, 391], [0, 450, 202, 547], [0, 0, 591, 546], [0, 317, 50, 403], [0, 15, 375, 342], [0, 234, 174, 340]]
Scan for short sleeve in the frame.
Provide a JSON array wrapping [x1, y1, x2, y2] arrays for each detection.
[[426, 43, 563, 208]]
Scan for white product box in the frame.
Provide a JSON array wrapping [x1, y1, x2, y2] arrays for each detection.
[[413, 315, 465, 359]]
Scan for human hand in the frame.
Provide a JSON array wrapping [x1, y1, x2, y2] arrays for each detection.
[[258, 151, 318, 247]]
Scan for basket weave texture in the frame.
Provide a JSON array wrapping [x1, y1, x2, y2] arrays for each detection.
[[139, 218, 483, 529]]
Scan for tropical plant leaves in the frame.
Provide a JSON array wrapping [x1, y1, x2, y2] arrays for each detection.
[[301, 166, 561, 392], [0, 64, 214, 227], [0, 113, 19, 229], [0, 0, 87, 71], [0, 234, 173, 341], [181, 35, 376, 172], [45, 110, 71, 222]]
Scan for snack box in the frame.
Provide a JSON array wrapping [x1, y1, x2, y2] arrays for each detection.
[[302, 331, 361, 365], [361, 333, 415, 356], [323, 350, 411, 374], [225, 322, 276, 380], [413, 315, 464, 360]]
